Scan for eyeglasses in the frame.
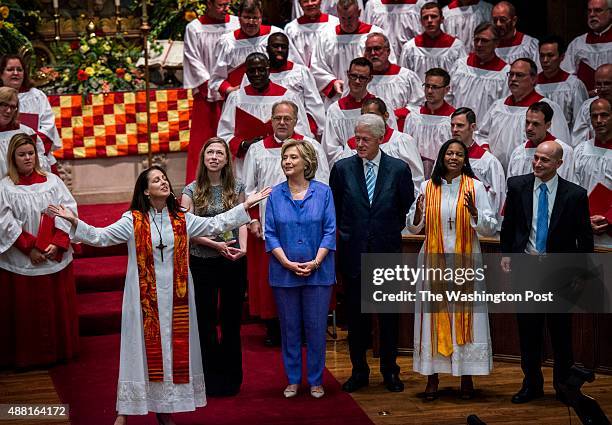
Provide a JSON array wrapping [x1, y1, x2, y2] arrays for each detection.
[[4, 67, 23, 74], [271, 115, 295, 123], [507, 72, 530, 79], [0, 102, 18, 111], [422, 83, 447, 90], [347, 73, 370, 82]]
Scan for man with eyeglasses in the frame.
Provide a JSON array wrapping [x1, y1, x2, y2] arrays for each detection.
[[399, 2, 467, 82], [562, 0, 612, 92], [242, 100, 329, 346], [441, 0, 492, 52], [491, 1, 539, 66], [449, 22, 510, 125], [399, 67, 455, 179], [285, 0, 339, 66], [479, 58, 570, 170], [310, 0, 393, 105], [208, 0, 302, 102], [536, 35, 589, 133], [183, 0, 240, 182], [217, 52, 314, 180], [571, 63, 612, 143], [364, 0, 431, 57], [363, 33, 424, 114]]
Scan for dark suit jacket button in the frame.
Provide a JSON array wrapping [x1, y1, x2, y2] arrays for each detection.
[[298, 240, 303, 244]]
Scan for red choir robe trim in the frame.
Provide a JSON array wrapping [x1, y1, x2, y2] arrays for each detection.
[[394, 107, 410, 132], [228, 109, 274, 158], [414, 32, 457, 48], [497, 31, 526, 48], [220, 63, 248, 96], [594, 137, 611, 149], [14, 231, 36, 255], [524, 132, 556, 148], [297, 13, 330, 24], [537, 69, 570, 84], [467, 141, 487, 159], [198, 14, 231, 25], [504, 90, 544, 107], [380, 0, 418, 4], [448, 0, 481, 8], [372, 63, 402, 75], [234, 25, 272, 40], [466, 53, 507, 71], [338, 92, 376, 110], [270, 61, 295, 73], [336, 21, 372, 35], [585, 25, 612, 44], [588, 183, 612, 225], [347, 126, 393, 149], [419, 101, 455, 116]]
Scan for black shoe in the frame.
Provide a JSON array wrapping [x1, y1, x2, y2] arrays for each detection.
[[511, 387, 544, 404], [383, 374, 404, 392], [555, 390, 570, 406], [342, 374, 369, 392]]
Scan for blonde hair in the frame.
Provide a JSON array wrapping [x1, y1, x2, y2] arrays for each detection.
[[0, 86, 19, 128], [193, 137, 239, 214], [280, 139, 318, 181], [6, 133, 46, 183]]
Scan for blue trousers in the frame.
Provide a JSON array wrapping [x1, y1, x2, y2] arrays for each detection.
[[272, 285, 333, 386]]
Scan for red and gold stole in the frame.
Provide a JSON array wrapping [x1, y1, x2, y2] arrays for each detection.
[[132, 210, 190, 384], [423, 175, 475, 357]]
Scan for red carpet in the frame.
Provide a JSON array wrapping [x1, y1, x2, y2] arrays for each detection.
[[50, 324, 374, 425]]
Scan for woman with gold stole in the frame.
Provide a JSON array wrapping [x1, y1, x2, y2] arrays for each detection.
[[407, 139, 497, 401], [48, 165, 270, 425]]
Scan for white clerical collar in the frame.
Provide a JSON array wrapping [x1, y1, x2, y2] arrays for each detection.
[[534, 173, 558, 194], [362, 149, 382, 168], [274, 135, 287, 144]]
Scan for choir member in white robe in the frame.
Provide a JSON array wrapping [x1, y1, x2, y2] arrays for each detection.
[[48, 166, 269, 425], [364, 0, 434, 57], [506, 103, 577, 183], [339, 97, 424, 197], [572, 64, 612, 142], [218, 53, 314, 179], [1, 55, 60, 170], [442, 0, 492, 52], [0, 134, 77, 369], [0, 87, 50, 177], [364, 33, 424, 112], [399, 3, 467, 81], [285, 0, 339, 66], [561, 0, 612, 92], [451, 107, 506, 230], [479, 59, 571, 169], [401, 67, 455, 179], [208, 0, 302, 101], [574, 98, 612, 248], [407, 139, 496, 399], [182, 0, 240, 182], [491, 2, 539, 66], [536, 36, 589, 131], [264, 33, 326, 137], [243, 101, 329, 323], [449, 23, 510, 124], [292, 0, 364, 19], [310, 0, 393, 105]]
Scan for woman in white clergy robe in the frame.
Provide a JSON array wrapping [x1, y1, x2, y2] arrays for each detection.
[[407, 139, 497, 401], [48, 166, 270, 425]]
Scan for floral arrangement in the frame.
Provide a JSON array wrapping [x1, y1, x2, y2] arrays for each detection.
[[38, 35, 145, 96], [0, 2, 36, 56]]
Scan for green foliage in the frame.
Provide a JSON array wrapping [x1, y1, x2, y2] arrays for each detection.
[[0, 2, 36, 56]]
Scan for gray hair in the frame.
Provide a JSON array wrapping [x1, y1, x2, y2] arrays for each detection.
[[337, 0, 359, 8], [355, 114, 385, 139], [366, 32, 391, 49], [271, 100, 298, 118]]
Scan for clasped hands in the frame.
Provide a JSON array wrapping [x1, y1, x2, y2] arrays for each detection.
[[214, 239, 245, 261], [29, 244, 59, 265], [283, 259, 318, 277]]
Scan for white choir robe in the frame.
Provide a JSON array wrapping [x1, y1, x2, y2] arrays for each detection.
[[369, 63, 424, 111], [407, 177, 496, 376], [0, 173, 75, 274], [18, 88, 61, 168], [561, 26, 612, 91], [284, 14, 339, 66], [69, 205, 250, 414], [495, 31, 539, 67], [243, 134, 329, 230], [442, 0, 492, 52], [467, 141, 506, 231], [310, 21, 395, 104], [573, 138, 612, 248], [479, 91, 571, 169], [572, 96, 598, 144], [536, 71, 589, 131], [506, 135, 577, 183], [322, 93, 398, 166], [0, 125, 50, 178], [449, 53, 510, 124], [240, 61, 326, 137], [291, 0, 364, 19], [208, 25, 303, 101], [399, 32, 468, 81], [364, 0, 434, 57], [339, 126, 425, 198], [217, 82, 314, 179], [401, 102, 455, 178]]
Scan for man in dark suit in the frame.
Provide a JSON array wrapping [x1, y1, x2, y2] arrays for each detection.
[[330, 113, 415, 392], [500, 140, 593, 404]]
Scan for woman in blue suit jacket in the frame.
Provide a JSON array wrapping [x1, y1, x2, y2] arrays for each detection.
[[265, 139, 336, 399]]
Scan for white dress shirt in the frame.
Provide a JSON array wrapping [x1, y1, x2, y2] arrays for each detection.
[[362, 149, 382, 182]]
